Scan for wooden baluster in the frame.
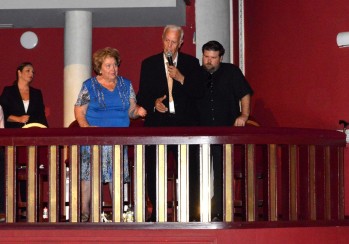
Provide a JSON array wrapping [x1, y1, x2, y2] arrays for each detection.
[[134, 145, 145, 222], [308, 145, 316, 220], [27, 146, 37, 223], [91, 145, 101, 223], [338, 146, 344, 219], [157, 144, 167, 222], [178, 144, 189, 222], [289, 145, 298, 221], [245, 144, 256, 221], [48, 145, 58, 222], [69, 145, 79, 223], [200, 144, 211, 222], [224, 144, 234, 222], [112, 145, 122, 222], [324, 146, 331, 220], [268, 144, 278, 221], [5, 146, 15, 223]]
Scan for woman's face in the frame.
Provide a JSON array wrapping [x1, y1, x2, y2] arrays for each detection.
[[18, 65, 34, 83], [100, 56, 118, 81]]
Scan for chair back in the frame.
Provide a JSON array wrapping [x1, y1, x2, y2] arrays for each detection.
[[22, 123, 47, 128]]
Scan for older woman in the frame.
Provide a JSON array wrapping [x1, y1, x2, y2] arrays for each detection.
[[74, 47, 146, 222], [0, 62, 48, 128]]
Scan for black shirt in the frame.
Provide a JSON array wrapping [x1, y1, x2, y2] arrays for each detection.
[[197, 63, 253, 126]]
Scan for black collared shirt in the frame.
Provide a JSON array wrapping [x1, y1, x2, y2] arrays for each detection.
[[197, 63, 253, 126]]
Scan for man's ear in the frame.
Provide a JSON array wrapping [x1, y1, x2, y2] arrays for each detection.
[[179, 40, 184, 49]]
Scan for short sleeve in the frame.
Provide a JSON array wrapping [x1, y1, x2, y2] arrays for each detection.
[[75, 83, 90, 106], [129, 83, 136, 102], [0, 105, 4, 128]]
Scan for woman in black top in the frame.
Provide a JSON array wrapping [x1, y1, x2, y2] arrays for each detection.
[[0, 62, 48, 128]]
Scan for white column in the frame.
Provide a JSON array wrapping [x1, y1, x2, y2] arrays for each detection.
[[195, 0, 231, 63], [64, 11, 92, 127]]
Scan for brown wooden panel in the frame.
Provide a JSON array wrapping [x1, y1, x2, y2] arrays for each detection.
[[69, 145, 79, 223], [1, 126, 345, 225], [245, 144, 256, 221], [338, 147, 345, 219], [308, 145, 316, 220], [112, 145, 122, 222], [224, 144, 233, 222], [268, 144, 277, 221], [48, 145, 58, 222], [0, 127, 345, 147], [289, 145, 298, 221], [5, 146, 15, 223], [27, 146, 37, 223], [91, 145, 101, 223], [324, 146, 331, 220]]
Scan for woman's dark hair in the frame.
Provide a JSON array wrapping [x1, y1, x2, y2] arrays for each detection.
[[14, 62, 33, 84], [202, 41, 225, 57]]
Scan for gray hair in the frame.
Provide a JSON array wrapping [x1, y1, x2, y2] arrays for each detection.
[[162, 25, 184, 42]]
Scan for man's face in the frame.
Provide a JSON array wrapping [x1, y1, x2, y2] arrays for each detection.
[[202, 50, 223, 73], [162, 29, 182, 59]]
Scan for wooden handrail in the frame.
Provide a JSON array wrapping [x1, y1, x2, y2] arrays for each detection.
[[0, 126, 345, 145], [1, 127, 345, 223]]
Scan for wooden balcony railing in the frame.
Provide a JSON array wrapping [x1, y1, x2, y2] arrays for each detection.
[[1, 126, 346, 224]]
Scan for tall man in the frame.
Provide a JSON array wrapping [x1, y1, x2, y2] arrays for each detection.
[[137, 25, 202, 221], [197, 40, 253, 221]]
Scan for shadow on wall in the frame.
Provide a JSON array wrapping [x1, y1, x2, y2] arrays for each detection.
[[252, 98, 279, 127]]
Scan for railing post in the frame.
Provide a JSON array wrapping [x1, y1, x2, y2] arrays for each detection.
[[338, 147, 345, 219], [289, 145, 298, 220], [178, 144, 189, 222], [48, 145, 58, 222], [324, 146, 331, 220], [246, 144, 256, 221], [200, 144, 211, 222], [91, 145, 101, 223], [5, 146, 15, 223], [27, 146, 37, 223], [112, 145, 122, 222], [224, 144, 234, 222], [69, 145, 79, 222], [268, 144, 278, 221], [134, 145, 145, 222], [308, 145, 316, 220], [157, 144, 167, 222]]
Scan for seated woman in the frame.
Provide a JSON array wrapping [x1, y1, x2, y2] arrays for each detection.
[[0, 62, 48, 128], [0, 62, 48, 220]]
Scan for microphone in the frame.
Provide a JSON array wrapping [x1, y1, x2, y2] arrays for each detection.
[[166, 51, 174, 66]]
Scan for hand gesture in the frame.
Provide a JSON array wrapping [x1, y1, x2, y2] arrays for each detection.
[[154, 95, 168, 113]]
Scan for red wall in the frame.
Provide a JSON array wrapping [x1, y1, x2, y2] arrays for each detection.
[[245, 1, 349, 130], [1, 2, 347, 129], [244, 1, 349, 215], [0, 4, 196, 128]]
